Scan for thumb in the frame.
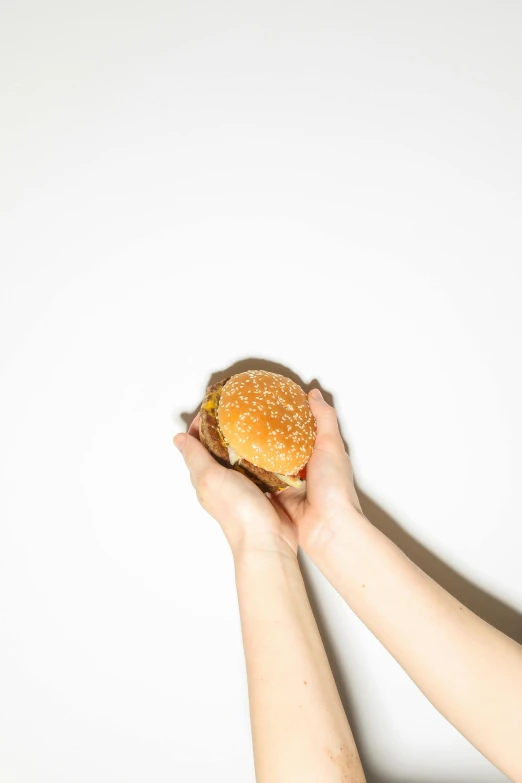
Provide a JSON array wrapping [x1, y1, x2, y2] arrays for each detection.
[[308, 389, 346, 456], [307, 390, 362, 512], [173, 432, 222, 489]]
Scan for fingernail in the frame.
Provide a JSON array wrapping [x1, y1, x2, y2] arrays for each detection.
[[310, 388, 323, 400], [173, 434, 187, 451]]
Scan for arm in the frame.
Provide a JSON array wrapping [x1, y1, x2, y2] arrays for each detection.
[[235, 547, 364, 783], [174, 418, 366, 783], [275, 390, 522, 782], [313, 510, 522, 782]]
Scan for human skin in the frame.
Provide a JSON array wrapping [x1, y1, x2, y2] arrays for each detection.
[[174, 399, 366, 782], [175, 388, 522, 783]]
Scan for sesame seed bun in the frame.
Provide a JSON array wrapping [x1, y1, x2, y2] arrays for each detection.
[[217, 370, 316, 477], [199, 377, 288, 493]]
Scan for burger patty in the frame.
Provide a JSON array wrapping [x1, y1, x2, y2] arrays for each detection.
[[199, 378, 287, 493]]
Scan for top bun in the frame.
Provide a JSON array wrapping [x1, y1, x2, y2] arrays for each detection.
[[217, 370, 316, 476]]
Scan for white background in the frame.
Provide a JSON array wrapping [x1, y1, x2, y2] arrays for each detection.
[[1, 1, 521, 781]]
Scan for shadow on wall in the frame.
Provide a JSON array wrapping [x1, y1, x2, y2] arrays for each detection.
[[180, 356, 521, 783]]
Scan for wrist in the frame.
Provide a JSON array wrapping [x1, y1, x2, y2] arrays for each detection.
[[302, 503, 368, 561], [234, 547, 301, 591], [232, 532, 298, 567]]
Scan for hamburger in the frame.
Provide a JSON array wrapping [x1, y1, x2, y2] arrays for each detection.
[[199, 370, 316, 493]]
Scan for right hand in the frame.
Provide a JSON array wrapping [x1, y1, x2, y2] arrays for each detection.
[[270, 389, 365, 554], [174, 414, 299, 559]]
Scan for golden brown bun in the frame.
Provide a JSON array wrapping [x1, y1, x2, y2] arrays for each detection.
[[199, 377, 288, 493], [218, 370, 316, 476]]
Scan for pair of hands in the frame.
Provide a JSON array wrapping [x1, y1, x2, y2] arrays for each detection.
[[174, 389, 363, 560]]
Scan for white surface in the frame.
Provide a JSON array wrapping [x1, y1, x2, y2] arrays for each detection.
[[1, 1, 521, 781]]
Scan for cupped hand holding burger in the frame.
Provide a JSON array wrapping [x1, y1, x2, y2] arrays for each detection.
[[174, 371, 522, 783], [174, 378, 360, 559], [174, 409, 300, 558]]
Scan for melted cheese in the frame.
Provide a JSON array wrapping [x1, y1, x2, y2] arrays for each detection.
[[202, 391, 219, 412], [274, 473, 304, 489]]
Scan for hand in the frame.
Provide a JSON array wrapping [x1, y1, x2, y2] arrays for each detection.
[[174, 414, 298, 559], [270, 389, 365, 554]]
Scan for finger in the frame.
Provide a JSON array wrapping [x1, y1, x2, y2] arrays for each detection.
[[269, 486, 305, 520], [173, 432, 222, 489], [308, 389, 346, 456], [269, 494, 294, 526], [187, 412, 201, 439]]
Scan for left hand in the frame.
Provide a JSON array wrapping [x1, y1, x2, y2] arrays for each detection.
[[174, 414, 298, 559]]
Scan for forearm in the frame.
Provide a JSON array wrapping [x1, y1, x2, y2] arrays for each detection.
[[235, 548, 365, 783], [311, 510, 522, 781]]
